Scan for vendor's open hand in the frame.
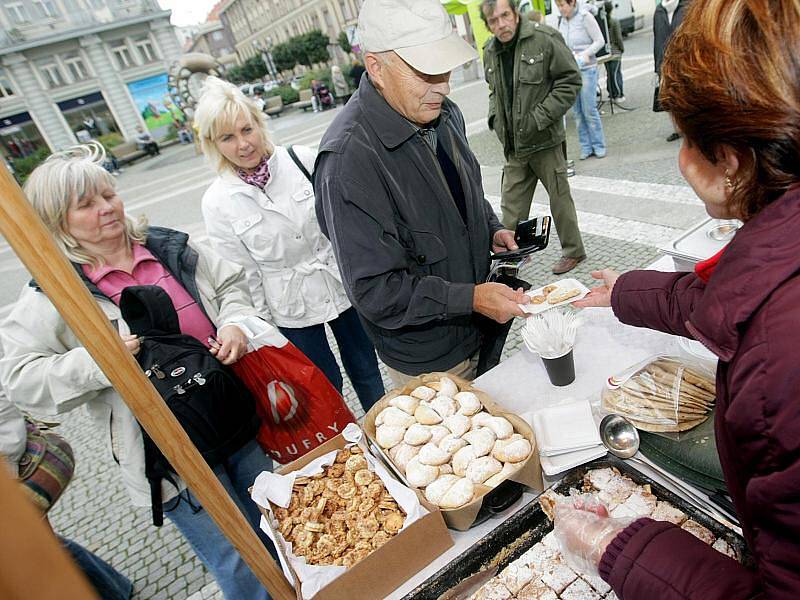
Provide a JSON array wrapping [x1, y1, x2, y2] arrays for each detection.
[[492, 229, 519, 254], [572, 269, 621, 308], [209, 325, 248, 365], [553, 496, 627, 576], [474, 282, 529, 323], [120, 333, 140, 356]]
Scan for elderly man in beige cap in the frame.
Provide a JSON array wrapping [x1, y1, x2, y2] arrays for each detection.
[[314, 0, 529, 387]]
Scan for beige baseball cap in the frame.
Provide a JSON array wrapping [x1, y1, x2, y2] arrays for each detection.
[[357, 0, 478, 75]]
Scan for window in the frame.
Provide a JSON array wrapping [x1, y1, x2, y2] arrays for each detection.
[[111, 42, 134, 69], [134, 35, 157, 63], [0, 69, 14, 98], [211, 30, 224, 42], [39, 63, 65, 88], [33, 0, 58, 18], [86, 0, 105, 8], [5, 2, 28, 23], [339, 0, 352, 20], [63, 52, 90, 80]]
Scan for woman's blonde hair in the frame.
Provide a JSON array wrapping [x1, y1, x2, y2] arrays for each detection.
[[194, 76, 275, 174], [22, 142, 147, 265]]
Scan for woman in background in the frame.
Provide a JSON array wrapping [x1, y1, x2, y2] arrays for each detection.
[[555, 0, 607, 159]]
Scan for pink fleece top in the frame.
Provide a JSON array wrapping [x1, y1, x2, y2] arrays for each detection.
[[82, 243, 216, 347]]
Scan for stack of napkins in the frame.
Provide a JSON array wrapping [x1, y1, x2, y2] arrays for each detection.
[[532, 400, 606, 476]]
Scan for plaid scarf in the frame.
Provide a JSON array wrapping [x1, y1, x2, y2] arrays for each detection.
[[237, 155, 271, 190]]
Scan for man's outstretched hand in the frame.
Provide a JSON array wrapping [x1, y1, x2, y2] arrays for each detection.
[[474, 282, 529, 323]]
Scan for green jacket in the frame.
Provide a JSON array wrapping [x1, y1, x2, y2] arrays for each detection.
[[484, 19, 581, 157]]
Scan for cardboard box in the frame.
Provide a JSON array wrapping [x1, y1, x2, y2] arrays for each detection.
[[256, 433, 454, 600], [364, 372, 543, 531]]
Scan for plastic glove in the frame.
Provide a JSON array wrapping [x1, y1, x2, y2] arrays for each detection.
[[552, 494, 632, 575]]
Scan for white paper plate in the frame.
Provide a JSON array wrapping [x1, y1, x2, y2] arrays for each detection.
[[519, 278, 591, 315], [540, 445, 608, 476], [532, 399, 602, 455]]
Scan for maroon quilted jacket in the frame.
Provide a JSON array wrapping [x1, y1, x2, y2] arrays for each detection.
[[599, 185, 800, 599]]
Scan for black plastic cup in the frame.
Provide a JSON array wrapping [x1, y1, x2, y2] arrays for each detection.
[[541, 349, 576, 386]]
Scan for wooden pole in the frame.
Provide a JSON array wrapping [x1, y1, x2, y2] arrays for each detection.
[[0, 468, 98, 599], [0, 165, 295, 600]]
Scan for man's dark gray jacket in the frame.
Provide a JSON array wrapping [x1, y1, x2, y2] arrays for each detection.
[[314, 76, 503, 375]]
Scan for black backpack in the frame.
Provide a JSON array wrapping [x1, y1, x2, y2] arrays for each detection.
[[119, 285, 260, 526], [593, 6, 611, 59]]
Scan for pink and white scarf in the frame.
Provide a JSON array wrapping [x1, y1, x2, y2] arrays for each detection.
[[237, 155, 271, 190]]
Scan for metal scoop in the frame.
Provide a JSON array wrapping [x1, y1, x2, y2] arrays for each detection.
[[599, 414, 741, 534]]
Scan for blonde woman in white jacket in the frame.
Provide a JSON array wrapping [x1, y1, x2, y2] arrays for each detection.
[[195, 77, 384, 413]]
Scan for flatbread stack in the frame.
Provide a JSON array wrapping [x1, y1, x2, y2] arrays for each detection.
[[601, 358, 716, 433]]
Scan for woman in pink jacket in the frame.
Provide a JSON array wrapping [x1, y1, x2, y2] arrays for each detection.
[[561, 0, 800, 597]]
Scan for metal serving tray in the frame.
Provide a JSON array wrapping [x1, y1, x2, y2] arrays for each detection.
[[403, 455, 750, 600], [660, 218, 741, 271]]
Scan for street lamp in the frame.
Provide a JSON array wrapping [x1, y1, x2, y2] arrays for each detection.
[[252, 39, 278, 82], [265, 37, 279, 82]]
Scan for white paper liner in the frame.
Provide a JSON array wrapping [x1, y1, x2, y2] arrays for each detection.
[[251, 422, 429, 599]]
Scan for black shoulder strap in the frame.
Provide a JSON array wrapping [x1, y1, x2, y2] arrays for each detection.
[[287, 145, 313, 183]]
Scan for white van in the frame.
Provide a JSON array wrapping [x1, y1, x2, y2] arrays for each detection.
[[528, 0, 637, 36], [607, 0, 637, 35]]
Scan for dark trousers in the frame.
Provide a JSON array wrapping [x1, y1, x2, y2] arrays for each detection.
[[501, 146, 585, 258], [143, 141, 159, 156], [279, 307, 385, 413], [605, 58, 624, 99]]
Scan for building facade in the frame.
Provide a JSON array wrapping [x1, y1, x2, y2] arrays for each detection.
[[188, 2, 238, 66], [0, 0, 182, 165], [219, 0, 362, 66]]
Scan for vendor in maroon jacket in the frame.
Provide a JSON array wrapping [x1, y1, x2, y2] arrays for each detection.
[[558, 0, 800, 598]]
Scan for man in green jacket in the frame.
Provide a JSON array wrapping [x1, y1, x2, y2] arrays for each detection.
[[482, 0, 586, 274]]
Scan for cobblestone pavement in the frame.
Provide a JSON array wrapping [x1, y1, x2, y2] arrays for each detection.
[[27, 28, 694, 600]]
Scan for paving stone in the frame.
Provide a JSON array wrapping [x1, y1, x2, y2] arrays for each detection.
[[167, 577, 188, 597], [136, 583, 158, 599]]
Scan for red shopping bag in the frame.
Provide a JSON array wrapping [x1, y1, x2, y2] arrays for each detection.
[[232, 341, 356, 463]]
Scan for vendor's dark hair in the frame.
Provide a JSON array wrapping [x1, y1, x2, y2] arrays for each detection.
[[479, 0, 518, 25], [661, 0, 800, 220]]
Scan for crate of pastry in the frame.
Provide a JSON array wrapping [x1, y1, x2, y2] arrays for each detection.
[[363, 372, 543, 531], [519, 278, 590, 315], [403, 456, 748, 600], [251, 422, 453, 600]]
